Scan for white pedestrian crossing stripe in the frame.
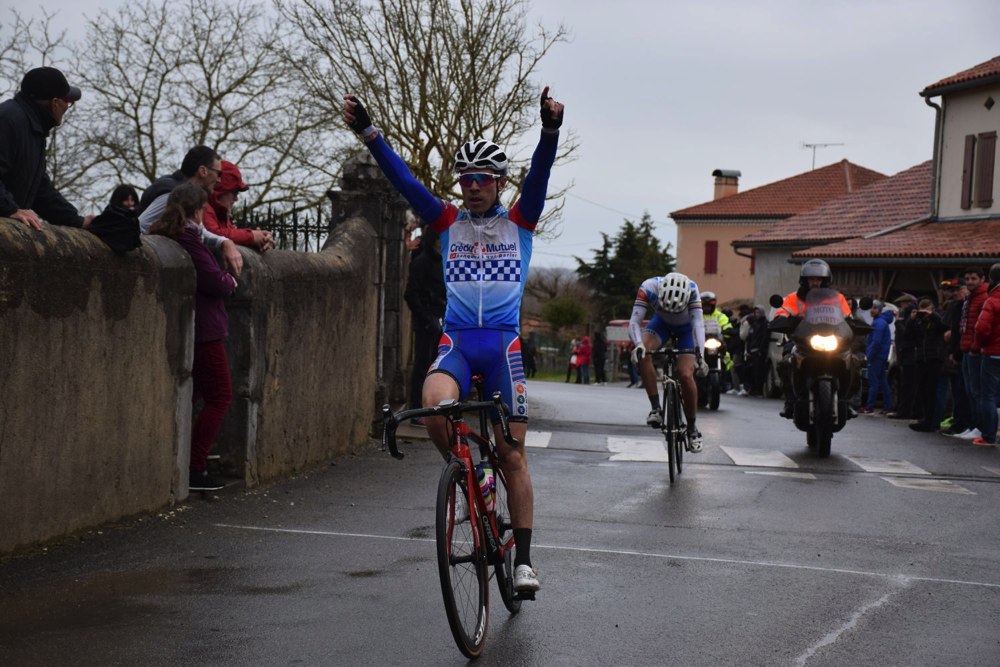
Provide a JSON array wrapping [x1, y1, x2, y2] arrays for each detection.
[[745, 471, 817, 480], [720, 446, 798, 469], [881, 477, 975, 495], [843, 456, 930, 475], [608, 437, 668, 462], [526, 430, 552, 448], [983, 466, 1000, 477]]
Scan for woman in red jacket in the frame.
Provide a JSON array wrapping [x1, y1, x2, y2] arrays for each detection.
[[973, 263, 1000, 446], [576, 336, 593, 384], [149, 182, 239, 491]]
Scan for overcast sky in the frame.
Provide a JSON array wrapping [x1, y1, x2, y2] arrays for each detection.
[[16, 0, 1000, 269]]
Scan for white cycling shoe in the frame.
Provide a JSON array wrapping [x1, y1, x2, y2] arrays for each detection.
[[646, 409, 663, 429], [513, 564, 541, 591], [687, 428, 703, 453]]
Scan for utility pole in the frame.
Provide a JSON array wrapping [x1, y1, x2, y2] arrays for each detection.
[[802, 142, 845, 170]]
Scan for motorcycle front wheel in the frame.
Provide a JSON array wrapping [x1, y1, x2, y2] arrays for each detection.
[[814, 381, 834, 458]]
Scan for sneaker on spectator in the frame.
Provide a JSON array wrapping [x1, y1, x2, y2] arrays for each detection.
[[646, 409, 663, 429], [189, 469, 224, 492], [737, 388, 749, 397], [513, 564, 541, 591], [725, 388, 739, 395], [857, 407, 874, 414], [687, 428, 703, 453], [939, 416, 954, 429], [409, 417, 426, 428], [971, 437, 995, 447], [956, 428, 982, 440], [940, 424, 966, 436]]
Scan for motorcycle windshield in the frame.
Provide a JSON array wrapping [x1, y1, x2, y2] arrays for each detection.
[[797, 288, 852, 339]]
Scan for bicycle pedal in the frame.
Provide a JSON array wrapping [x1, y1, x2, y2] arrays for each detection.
[[513, 591, 536, 601]]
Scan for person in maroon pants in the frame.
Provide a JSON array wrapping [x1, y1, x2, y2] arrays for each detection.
[[149, 182, 238, 491]]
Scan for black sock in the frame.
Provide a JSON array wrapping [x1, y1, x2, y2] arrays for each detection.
[[513, 528, 532, 567], [648, 394, 659, 410]]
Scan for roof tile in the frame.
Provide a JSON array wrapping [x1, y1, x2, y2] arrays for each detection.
[[671, 160, 886, 219], [734, 161, 931, 247], [792, 218, 1000, 258], [922, 54, 1000, 95]]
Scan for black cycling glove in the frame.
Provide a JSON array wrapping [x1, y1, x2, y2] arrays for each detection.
[[347, 95, 374, 135], [540, 91, 562, 129]]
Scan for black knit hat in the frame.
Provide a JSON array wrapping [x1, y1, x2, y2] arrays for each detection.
[[20, 67, 81, 102]]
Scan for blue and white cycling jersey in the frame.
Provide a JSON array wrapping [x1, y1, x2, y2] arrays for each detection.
[[628, 276, 706, 353], [366, 130, 558, 333]]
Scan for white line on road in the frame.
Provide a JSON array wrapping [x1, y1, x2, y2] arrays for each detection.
[[745, 471, 817, 480], [213, 523, 1000, 590], [607, 437, 668, 462], [794, 588, 904, 666], [984, 466, 1000, 477], [843, 456, 930, 475], [720, 446, 798, 468]]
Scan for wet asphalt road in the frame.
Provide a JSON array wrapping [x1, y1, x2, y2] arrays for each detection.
[[1, 380, 999, 666]]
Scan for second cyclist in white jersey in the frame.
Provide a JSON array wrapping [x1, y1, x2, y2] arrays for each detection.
[[628, 272, 707, 452]]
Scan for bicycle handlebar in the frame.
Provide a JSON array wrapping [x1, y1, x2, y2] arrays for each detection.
[[381, 392, 520, 460]]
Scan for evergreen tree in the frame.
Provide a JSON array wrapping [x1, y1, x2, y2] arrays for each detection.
[[575, 213, 676, 321]]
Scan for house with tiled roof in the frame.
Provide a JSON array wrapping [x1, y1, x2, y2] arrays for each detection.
[[734, 54, 1000, 303], [669, 161, 886, 301]]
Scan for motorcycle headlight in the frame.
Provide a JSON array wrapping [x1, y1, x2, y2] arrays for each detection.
[[808, 334, 839, 352], [704, 339, 722, 351]]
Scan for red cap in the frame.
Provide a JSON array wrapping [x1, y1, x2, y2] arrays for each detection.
[[215, 161, 248, 194]]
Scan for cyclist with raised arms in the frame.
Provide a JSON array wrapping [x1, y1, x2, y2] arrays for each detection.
[[629, 272, 707, 452], [343, 87, 564, 594]]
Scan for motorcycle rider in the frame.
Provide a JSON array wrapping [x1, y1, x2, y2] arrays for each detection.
[[628, 272, 707, 452], [701, 291, 734, 393], [773, 259, 854, 418]]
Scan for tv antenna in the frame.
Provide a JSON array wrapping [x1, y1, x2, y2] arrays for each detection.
[[802, 142, 845, 169]]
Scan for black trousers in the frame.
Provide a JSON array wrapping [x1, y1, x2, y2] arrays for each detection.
[[409, 326, 440, 409]]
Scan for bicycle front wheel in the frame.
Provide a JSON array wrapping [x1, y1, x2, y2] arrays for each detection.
[[491, 465, 522, 615], [436, 460, 489, 658], [662, 382, 678, 483]]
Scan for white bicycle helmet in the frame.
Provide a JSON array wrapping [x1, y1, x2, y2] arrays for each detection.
[[657, 272, 691, 313], [454, 139, 508, 175]]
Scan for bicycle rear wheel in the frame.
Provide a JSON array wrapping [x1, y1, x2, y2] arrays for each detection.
[[436, 460, 489, 658], [491, 465, 521, 614], [662, 383, 678, 483]]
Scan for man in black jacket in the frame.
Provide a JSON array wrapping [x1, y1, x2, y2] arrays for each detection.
[[403, 227, 446, 414], [0, 67, 91, 230]]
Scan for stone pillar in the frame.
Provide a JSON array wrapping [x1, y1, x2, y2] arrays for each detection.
[[327, 151, 411, 422]]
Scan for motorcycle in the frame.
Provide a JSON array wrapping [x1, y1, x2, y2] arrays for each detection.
[[697, 319, 724, 411], [768, 289, 871, 457]]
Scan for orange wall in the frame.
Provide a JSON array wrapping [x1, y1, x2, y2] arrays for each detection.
[[675, 223, 767, 301]]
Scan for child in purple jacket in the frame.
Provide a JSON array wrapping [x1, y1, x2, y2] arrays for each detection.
[[149, 182, 238, 491]]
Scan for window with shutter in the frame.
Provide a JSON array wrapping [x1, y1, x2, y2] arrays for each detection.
[[975, 131, 996, 208], [704, 240, 718, 274], [961, 134, 976, 209]]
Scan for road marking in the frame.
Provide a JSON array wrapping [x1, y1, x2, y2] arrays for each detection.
[[745, 471, 817, 480], [213, 523, 1000, 590], [984, 466, 1000, 477], [526, 430, 552, 448], [881, 477, 975, 494], [720, 446, 798, 468], [607, 437, 668, 462], [794, 589, 903, 666], [844, 456, 930, 475]]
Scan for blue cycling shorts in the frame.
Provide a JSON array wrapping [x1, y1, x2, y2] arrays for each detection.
[[429, 328, 528, 423], [644, 315, 695, 352]]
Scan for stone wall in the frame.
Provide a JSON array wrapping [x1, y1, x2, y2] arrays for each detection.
[[0, 213, 381, 554]]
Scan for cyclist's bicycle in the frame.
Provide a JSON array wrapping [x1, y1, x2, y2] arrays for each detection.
[[652, 347, 690, 483], [381, 378, 529, 659]]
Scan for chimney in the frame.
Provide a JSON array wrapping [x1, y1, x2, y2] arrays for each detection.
[[712, 169, 741, 200]]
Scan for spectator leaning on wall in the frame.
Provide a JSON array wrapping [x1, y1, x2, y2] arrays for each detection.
[[0, 66, 93, 230]]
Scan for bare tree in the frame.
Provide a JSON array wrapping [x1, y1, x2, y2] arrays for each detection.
[[274, 0, 577, 237], [70, 0, 349, 209]]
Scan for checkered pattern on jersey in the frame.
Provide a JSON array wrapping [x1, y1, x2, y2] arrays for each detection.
[[447, 259, 522, 282]]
